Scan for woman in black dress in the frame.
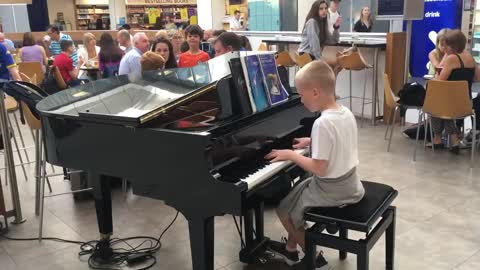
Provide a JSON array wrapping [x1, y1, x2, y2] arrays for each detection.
[[354, 6, 373, 32]]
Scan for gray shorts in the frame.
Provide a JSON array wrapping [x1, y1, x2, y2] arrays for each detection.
[[276, 168, 365, 229]]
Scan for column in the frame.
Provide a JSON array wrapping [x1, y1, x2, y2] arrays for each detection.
[[109, 0, 127, 30], [197, 0, 224, 30]]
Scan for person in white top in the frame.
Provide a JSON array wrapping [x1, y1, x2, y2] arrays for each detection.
[[78, 33, 100, 64], [266, 60, 364, 268], [327, 0, 342, 34], [230, 10, 243, 31]]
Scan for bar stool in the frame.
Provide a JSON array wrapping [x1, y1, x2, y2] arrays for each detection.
[[336, 46, 379, 127], [3, 97, 29, 182]]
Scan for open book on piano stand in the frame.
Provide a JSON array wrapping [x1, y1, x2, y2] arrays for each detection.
[[37, 53, 317, 270]]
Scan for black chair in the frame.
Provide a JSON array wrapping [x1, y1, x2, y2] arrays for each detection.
[[304, 181, 398, 270]]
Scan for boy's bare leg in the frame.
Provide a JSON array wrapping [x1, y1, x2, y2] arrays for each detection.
[[279, 215, 306, 251]]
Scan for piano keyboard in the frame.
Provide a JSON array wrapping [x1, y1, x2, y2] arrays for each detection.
[[241, 148, 309, 190]]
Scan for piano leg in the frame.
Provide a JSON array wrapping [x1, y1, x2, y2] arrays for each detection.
[[239, 203, 270, 264], [91, 173, 114, 261], [188, 216, 215, 270]]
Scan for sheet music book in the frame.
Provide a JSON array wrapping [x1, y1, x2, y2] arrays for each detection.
[[229, 58, 254, 115], [240, 55, 269, 112], [257, 53, 289, 106]]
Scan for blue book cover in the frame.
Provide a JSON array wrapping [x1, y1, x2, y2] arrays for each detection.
[[240, 55, 269, 112], [258, 53, 289, 106]]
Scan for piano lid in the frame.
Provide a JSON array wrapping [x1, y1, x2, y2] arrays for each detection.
[[36, 64, 221, 126]]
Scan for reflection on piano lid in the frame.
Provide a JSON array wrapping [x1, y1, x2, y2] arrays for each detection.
[[37, 51, 278, 126]]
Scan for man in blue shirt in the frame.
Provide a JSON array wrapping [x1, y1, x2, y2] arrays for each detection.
[[0, 32, 15, 53], [46, 25, 78, 67], [0, 43, 20, 81]]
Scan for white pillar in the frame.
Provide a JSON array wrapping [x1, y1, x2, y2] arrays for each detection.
[[298, 0, 315, 31], [109, 0, 127, 30], [197, 0, 224, 30]]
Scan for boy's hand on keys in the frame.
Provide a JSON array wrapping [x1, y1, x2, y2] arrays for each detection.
[[293, 137, 311, 149], [265, 149, 294, 163]]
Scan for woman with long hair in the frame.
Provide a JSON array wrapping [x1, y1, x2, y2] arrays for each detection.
[[151, 37, 177, 69], [18, 32, 48, 72], [78, 32, 100, 63], [298, 0, 339, 60], [428, 28, 449, 74], [354, 6, 373, 32], [98, 33, 124, 78]]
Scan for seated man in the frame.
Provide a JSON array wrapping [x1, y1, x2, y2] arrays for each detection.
[[52, 40, 85, 87], [213, 32, 242, 57], [0, 43, 20, 81]]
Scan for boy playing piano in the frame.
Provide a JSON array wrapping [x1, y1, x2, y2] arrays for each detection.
[[265, 60, 365, 269]]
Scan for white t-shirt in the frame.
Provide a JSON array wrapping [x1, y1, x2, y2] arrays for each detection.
[[310, 105, 358, 178], [230, 17, 242, 30], [327, 9, 340, 34]]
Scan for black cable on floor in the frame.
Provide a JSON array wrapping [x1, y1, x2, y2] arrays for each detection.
[[0, 210, 181, 270]]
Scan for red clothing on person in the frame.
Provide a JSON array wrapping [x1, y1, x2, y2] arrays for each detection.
[[53, 52, 73, 83], [178, 51, 210, 68]]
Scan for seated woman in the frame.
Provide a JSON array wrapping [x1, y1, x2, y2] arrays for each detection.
[[428, 28, 448, 75], [78, 32, 100, 64], [433, 29, 475, 154], [98, 33, 124, 78], [19, 32, 48, 73]]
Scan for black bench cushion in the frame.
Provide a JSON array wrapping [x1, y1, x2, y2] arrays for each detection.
[[304, 181, 397, 229]]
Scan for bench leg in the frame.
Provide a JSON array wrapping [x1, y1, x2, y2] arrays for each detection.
[[386, 207, 396, 270], [339, 228, 348, 260], [304, 230, 316, 270], [357, 248, 369, 270]]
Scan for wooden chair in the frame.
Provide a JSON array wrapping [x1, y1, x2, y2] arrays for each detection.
[[294, 52, 312, 68], [413, 80, 476, 166], [257, 42, 268, 51], [51, 66, 68, 90], [275, 51, 296, 67], [19, 72, 37, 85], [336, 48, 376, 125], [18, 62, 44, 85]]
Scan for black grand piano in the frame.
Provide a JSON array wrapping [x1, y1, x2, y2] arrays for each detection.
[[37, 53, 316, 270]]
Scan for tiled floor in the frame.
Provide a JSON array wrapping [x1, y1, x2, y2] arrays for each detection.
[[1, 115, 480, 270]]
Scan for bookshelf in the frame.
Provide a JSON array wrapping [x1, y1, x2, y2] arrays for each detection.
[[76, 4, 110, 31], [126, 4, 197, 28]]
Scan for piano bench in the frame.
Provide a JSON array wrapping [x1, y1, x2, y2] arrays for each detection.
[[303, 181, 398, 270]]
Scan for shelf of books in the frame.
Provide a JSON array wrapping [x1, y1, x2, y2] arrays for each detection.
[[126, 4, 197, 29], [76, 4, 110, 31]]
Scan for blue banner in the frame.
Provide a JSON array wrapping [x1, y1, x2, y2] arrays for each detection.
[[409, 0, 463, 77]]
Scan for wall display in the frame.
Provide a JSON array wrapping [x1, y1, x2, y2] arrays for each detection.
[[126, 0, 197, 5], [409, 0, 462, 76]]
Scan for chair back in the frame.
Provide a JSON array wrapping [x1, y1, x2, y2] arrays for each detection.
[[383, 73, 398, 109], [51, 66, 68, 90], [18, 62, 44, 85], [20, 101, 41, 130], [19, 72, 37, 85], [336, 49, 371, 70], [294, 53, 313, 68], [275, 51, 296, 67], [423, 80, 473, 119], [5, 96, 18, 112], [257, 43, 268, 51]]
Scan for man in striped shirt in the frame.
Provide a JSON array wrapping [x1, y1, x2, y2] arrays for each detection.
[[46, 25, 78, 67]]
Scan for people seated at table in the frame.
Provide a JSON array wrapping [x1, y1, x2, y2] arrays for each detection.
[[18, 32, 48, 73], [0, 32, 15, 53], [78, 33, 100, 65], [52, 40, 85, 87], [119, 32, 150, 77], [98, 33, 124, 78], [433, 29, 476, 154], [428, 28, 449, 75], [354, 6, 373, 32], [213, 32, 241, 57], [117, 29, 133, 53], [151, 37, 177, 69], [46, 25, 78, 67], [298, 0, 340, 60], [0, 43, 20, 81], [178, 25, 210, 68]]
